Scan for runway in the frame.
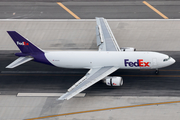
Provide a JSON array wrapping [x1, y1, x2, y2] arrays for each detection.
[[1, 51, 180, 97], [0, 1, 180, 19]]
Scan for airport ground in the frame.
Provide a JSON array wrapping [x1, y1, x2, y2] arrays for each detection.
[[1, 1, 180, 120], [0, 1, 180, 19]]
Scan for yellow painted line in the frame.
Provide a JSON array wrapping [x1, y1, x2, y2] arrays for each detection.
[[26, 100, 180, 120], [160, 70, 180, 71], [121, 75, 180, 77], [57, 2, 80, 19], [143, 1, 168, 19], [1, 74, 180, 77], [141, 69, 180, 71]]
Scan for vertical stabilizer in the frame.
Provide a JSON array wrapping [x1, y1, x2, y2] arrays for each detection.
[[6, 31, 52, 68], [7, 31, 43, 54]]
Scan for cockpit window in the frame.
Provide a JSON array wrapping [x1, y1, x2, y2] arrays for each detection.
[[163, 56, 171, 62]]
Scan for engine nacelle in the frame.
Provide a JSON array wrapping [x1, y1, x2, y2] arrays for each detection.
[[104, 76, 123, 86], [120, 47, 136, 52]]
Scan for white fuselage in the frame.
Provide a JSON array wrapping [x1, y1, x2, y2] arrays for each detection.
[[45, 51, 175, 69]]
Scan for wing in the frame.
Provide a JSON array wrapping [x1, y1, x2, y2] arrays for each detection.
[[58, 66, 118, 100], [96, 17, 121, 51]]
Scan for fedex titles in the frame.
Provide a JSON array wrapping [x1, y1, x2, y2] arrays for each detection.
[[17, 41, 29, 46], [124, 59, 150, 67]]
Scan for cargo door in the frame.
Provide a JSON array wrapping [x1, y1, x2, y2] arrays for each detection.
[[152, 58, 157, 68]]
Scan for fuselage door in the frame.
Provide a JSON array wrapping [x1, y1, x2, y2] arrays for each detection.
[[152, 58, 157, 68]]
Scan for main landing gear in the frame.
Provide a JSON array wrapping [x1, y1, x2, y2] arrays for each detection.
[[155, 69, 159, 75]]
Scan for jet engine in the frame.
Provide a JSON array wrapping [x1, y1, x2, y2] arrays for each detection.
[[103, 76, 123, 86], [120, 47, 136, 52]]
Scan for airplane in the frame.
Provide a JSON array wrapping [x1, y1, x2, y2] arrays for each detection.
[[6, 17, 175, 100]]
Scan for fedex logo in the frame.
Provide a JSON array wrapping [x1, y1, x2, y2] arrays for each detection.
[[124, 59, 150, 67], [17, 41, 29, 46]]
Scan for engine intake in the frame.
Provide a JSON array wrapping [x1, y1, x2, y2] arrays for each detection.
[[104, 76, 123, 86]]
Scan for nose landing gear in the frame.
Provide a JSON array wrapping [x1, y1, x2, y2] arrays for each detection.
[[155, 69, 159, 75]]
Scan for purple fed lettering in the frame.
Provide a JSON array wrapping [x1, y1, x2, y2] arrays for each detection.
[[133, 60, 139, 67], [124, 59, 129, 66], [124, 59, 140, 67]]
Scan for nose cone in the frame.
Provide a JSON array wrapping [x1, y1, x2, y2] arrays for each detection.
[[170, 57, 176, 65], [158, 55, 176, 68]]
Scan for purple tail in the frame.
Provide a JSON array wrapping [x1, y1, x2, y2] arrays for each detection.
[[7, 31, 53, 66], [7, 31, 43, 54]]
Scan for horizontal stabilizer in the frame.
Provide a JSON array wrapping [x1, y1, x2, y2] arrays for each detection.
[[6, 57, 33, 68]]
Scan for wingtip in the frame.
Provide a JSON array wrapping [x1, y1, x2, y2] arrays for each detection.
[[7, 31, 16, 33], [57, 98, 65, 101], [57, 96, 68, 101], [57, 92, 69, 101], [95, 17, 104, 19], [5, 66, 12, 69]]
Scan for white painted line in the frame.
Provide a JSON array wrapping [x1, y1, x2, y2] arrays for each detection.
[[1, 71, 86, 74], [0, 19, 180, 22], [17, 93, 86, 97]]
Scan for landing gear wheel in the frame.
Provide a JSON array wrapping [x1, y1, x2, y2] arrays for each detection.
[[155, 69, 159, 75]]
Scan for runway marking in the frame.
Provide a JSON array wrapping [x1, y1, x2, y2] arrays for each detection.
[[2, 69, 180, 74], [25, 100, 180, 120], [17, 93, 85, 97], [1, 74, 180, 77], [121, 75, 180, 77], [57, 2, 80, 19], [141, 69, 180, 71], [160, 70, 180, 71], [143, 1, 168, 19]]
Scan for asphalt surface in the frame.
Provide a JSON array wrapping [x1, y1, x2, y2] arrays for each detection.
[[1, 51, 180, 96], [0, 1, 180, 19], [0, 0, 179, 96]]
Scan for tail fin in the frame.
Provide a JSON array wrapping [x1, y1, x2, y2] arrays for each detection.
[[7, 31, 43, 54], [6, 31, 45, 68]]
